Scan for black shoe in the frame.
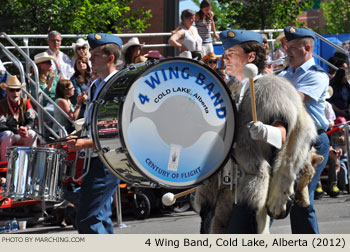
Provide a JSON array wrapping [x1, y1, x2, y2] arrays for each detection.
[[314, 186, 325, 199], [328, 185, 340, 198]]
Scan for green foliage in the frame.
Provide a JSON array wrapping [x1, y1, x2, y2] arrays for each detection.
[[321, 0, 350, 34], [209, 0, 314, 30], [0, 0, 152, 35]]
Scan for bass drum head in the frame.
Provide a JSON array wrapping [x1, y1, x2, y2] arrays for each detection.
[[120, 58, 236, 188]]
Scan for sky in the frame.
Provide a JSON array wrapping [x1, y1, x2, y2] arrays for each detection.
[[179, 0, 199, 13]]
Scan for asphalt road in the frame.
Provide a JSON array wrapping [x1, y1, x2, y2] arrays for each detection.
[[11, 193, 350, 234]]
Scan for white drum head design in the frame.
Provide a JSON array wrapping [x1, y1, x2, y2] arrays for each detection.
[[120, 58, 236, 188]]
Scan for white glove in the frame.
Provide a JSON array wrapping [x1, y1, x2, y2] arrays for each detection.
[[248, 121, 282, 149]]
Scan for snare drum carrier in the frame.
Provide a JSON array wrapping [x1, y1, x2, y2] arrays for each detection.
[[91, 58, 236, 188]]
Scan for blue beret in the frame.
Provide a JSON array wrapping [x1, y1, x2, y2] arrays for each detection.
[[284, 26, 315, 41], [87, 33, 123, 50], [220, 29, 263, 50]]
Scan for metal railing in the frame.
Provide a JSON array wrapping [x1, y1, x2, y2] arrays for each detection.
[[314, 31, 348, 72], [2, 29, 347, 69], [0, 32, 73, 140]]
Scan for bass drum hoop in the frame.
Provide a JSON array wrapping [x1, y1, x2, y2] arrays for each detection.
[[91, 62, 154, 187]]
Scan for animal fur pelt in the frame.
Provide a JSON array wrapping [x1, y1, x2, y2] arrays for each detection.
[[294, 148, 323, 207], [194, 74, 318, 234]]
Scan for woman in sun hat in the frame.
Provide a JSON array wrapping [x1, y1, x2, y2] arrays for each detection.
[[31, 52, 60, 112], [72, 38, 90, 59], [71, 38, 91, 68], [202, 51, 226, 81], [122, 37, 145, 66], [202, 51, 219, 69]]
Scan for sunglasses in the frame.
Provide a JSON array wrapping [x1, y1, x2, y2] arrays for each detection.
[[66, 86, 75, 89], [207, 60, 218, 64], [77, 46, 88, 50], [8, 88, 21, 92], [42, 61, 52, 65]]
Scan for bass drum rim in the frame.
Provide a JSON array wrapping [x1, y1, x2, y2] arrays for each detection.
[[91, 63, 152, 187], [92, 57, 237, 189]]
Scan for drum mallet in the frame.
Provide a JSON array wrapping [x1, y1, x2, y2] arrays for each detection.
[[244, 63, 259, 122], [162, 187, 197, 206]]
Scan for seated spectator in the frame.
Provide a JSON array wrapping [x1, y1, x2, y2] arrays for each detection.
[[202, 52, 227, 81], [32, 52, 60, 109], [70, 56, 91, 107], [122, 37, 145, 66], [144, 50, 164, 61], [53, 80, 86, 134], [0, 75, 36, 162], [46, 30, 74, 80], [202, 51, 219, 69], [328, 67, 350, 120], [71, 38, 91, 69]]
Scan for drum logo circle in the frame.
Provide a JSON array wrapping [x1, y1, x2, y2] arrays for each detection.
[[122, 60, 235, 187]]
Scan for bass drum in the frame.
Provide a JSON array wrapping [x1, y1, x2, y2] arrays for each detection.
[[91, 58, 236, 189]]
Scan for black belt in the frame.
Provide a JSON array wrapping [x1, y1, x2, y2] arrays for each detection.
[[317, 129, 325, 135]]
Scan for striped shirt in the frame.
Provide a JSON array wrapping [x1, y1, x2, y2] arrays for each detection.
[[195, 19, 213, 44]]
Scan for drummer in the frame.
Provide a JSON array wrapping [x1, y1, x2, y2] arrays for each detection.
[[0, 75, 36, 162], [65, 33, 122, 234]]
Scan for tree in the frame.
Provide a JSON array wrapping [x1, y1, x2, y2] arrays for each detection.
[[321, 0, 350, 34], [192, 0, 313, 31], [0, 0, 152, 35]]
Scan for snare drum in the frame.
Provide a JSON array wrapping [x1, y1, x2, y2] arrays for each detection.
[[62, 149, 84, 185], [91, 58, 236, 188], [1, 146, 66, 201]]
